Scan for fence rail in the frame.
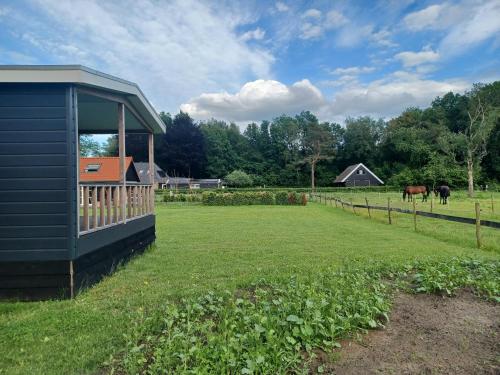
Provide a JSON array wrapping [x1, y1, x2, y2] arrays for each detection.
[[311, 193, 500, 231], [79, 183, 155, 235]]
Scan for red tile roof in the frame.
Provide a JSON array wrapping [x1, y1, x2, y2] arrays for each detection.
[[80, 157, 133, 182]]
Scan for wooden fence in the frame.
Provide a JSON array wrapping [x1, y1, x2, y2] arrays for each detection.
[[79, 183, 154, 234], [311, 193, 500, 248]]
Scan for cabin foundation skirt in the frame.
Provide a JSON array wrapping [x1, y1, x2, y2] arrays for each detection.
[[0, 226, 155, 301]]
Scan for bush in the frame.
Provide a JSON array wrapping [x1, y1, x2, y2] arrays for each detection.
[[224, 170, 253, 187], [275, 191, 307, 206], [163, 192, 202, 203], [201, 191, 306, 206]]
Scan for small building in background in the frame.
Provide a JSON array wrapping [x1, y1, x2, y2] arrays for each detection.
[[80, 157, 139, 183], [134, 162, 168, 189], [191, 178, 223, 189], [166, 177, 192, 190], [165, 177, 224, 190], [334, 163, 384, 187]]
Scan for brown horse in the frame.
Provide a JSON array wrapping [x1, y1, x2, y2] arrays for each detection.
[[403, 186, 429, 202]]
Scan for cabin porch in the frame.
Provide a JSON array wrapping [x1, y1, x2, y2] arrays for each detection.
[[0, 66, 165, 300]]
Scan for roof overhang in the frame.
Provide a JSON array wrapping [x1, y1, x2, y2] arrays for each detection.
[[0, 65, 165, 134]]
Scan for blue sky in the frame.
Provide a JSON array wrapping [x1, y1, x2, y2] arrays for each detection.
[[1, 0, 499, 124]]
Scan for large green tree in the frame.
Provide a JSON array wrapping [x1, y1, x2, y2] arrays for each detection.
[[155, 112, 206, 178], [79, 135, 102, 156]]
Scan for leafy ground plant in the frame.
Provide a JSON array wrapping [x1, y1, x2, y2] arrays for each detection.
[[114, 257, 499, 374], [411, 258, 500, 300], [114, 270, 390, 374]]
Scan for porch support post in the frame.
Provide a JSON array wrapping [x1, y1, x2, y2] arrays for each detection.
[[148, 132, 155, 213], [118, 103, 127, 223]]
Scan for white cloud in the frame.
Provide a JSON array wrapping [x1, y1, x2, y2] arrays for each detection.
[[0, 6, 10, 16], [300, 23, 323, 40], [335, 24, 372, 46], [302, 8, 322, 19], [181, 71, 474, 124], [240, 28, 266, 41], [403, 1, 500, 57], [440, 1, 500, 55], [395, 48, 440, 67], [324, 72, 470, 120], [324, 10, 348, 28], [275, 2, 289, 12], [299, 8, 349, 40], [330, 66, 375, 75], [370, 28, 397, 48], [403, 4, 445, 31], [6, 0, 274, 113], [181, 79, 325, 122]]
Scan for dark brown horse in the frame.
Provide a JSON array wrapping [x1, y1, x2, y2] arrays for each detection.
[[434, 185, 451, 204], [403, 186, 429, 202]]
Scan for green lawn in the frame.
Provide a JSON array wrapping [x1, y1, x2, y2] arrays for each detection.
[[331, 190, 500, 221], [316, 191, 500, 253], [0, 203, 498, 374]]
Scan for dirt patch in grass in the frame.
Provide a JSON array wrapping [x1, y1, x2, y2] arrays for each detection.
[[326, 290, 499, 374]]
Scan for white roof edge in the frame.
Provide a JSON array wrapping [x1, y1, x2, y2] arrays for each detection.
[[0, 65, 165, 134], [341, 163, 384, 184]]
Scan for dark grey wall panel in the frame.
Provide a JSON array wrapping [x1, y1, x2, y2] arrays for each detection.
[[0, 166, 67, 178], [77, 215, 155, 257], [0, 190, 66, 202], [0, 178, 67, 190], [0, 214, 68, 226], [0, 107, 66, 119], [0, 226, 67, 238], [0, 143, 67, 155], [0, 118, 67, 131], [0, 155, 68, 167], [0, 93, 65, 107], [0, 131, 67, 143], [0, 83, 71, 262], [0, 202, 67, 214], [0, 238, 68, 251]]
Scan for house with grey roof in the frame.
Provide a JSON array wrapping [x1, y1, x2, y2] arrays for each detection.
[[334, 163, 384, 187], [134, 162, 168, 189]]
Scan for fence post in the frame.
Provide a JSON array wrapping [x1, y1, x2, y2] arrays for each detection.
[[365, 197, 371, 218], [387, 197, 392, 224], [351, 198, 356, 214], [491, 194, 494, 214], [341, 199, 345, 211], [430, 195, 433, 213], [475, 202, 481, 248], [334, 197, 338, 208], [413, 199, 417, 231]]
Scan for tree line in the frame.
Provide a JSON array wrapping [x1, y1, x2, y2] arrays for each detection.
[[81, 81, 500, 196]]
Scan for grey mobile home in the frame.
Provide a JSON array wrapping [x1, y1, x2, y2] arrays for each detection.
[[0, 65, 165, 300]]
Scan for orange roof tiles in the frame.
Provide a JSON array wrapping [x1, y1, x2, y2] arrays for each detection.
[[80, 157, 133, 182]]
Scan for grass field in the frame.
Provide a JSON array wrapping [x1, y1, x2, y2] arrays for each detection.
[[331, 190, 500, 221], [0, 203, 499, 374], [316, 191, 500, 253]]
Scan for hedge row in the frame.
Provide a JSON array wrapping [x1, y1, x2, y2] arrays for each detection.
[[202, 191, 307, 206], [163, 193, 202, 203], [156, 186, 397, 195]]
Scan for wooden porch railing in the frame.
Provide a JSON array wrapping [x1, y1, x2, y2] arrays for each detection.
[[79, 183, 154, 234]]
